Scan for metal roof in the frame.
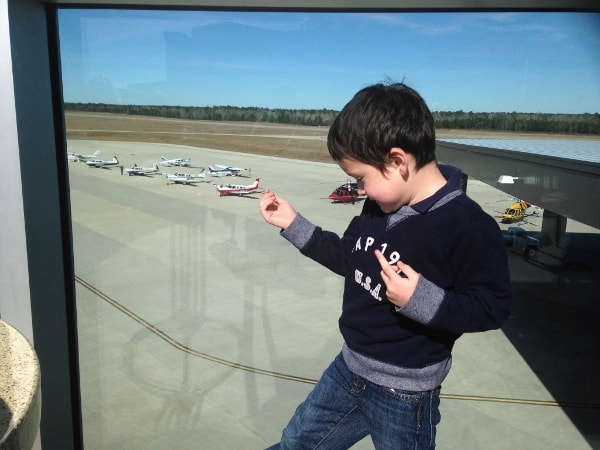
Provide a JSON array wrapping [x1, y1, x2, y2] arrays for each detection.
[[439, 138, 600, 164], [435, 139, 600, 229]]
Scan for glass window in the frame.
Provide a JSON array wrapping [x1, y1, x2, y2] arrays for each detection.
[[59, 9, 600, 448]]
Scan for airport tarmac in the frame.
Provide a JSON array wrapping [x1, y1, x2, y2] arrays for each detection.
[[68, 140, 599, 449]]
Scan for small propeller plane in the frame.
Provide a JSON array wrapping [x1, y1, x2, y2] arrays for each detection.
[[165, 171, 206, 185], [215, 178, 260, 196], [67, 149, 100, 162], [124, 163, 159, 176], [86, 156, 119, 168], [328, 181, 361, 204], [208, 164, 249, 177], [161, 156, 191, 167]]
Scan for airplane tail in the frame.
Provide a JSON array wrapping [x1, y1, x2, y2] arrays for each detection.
[[161, 156, 167, 161], [153, 163, 159, 170], [92, 150, 100, 157]]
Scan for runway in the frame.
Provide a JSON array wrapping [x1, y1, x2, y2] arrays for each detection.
[[68, 140, 600, 449]]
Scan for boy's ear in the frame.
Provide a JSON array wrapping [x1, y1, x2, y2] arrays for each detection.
[[388, 147, 409, 173]]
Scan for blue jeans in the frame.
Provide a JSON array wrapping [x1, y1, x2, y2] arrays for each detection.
[[267, 353, 441, 450]]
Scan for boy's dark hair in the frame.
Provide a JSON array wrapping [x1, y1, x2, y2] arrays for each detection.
[[327, 82, 436, 171]]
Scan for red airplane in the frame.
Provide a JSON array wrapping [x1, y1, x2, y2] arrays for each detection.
[[215, 178, 260, 196]]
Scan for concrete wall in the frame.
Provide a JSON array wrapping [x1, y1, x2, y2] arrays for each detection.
[[0, 0, 33, 343]]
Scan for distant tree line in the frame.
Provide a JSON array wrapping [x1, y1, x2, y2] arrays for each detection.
[[65, 103, 599, 135], [434, 110, 599, 135], [65, 103, 337, 127]]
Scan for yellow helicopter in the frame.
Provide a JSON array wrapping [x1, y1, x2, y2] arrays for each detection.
[[500, 200, 531, 223]]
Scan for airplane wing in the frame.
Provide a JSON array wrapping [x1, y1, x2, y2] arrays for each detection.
[[215, 164, 247, 171]]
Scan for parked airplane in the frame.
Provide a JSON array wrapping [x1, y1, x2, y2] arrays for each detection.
[[161, 156, 191, 167], [68, 150, 100, 162], [215, 178, 260, 196], [208, 164, 249, 177], [165, 171, 206, 185], [124, 163, 159, 176], [86, 156, 119, 168]]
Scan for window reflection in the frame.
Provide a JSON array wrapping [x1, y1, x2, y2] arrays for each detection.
[[61, 9, 600, 449]]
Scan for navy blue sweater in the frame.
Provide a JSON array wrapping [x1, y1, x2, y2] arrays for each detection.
[[282, 165, 512, 390]]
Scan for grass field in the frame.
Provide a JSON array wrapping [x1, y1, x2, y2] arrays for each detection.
[[66, 111, 594, 164]]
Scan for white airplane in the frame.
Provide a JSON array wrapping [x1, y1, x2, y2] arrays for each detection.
[[215, 178, 260, 196], [86, 156, 119, 168], [161, 156, 191, 167], [208, 164, 249, 177], [67, 149, 100, 162], [165, 171, 206, 185], [124, 163, 159, 176]]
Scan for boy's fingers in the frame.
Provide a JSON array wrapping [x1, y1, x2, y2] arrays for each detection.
[[375, 250, 414, 280], [374, 250, 386, 266], [374, 250, 395, 275], [396, 261, 415, 277]]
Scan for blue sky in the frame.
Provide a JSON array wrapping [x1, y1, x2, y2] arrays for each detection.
[[59, 10, 600, 114]]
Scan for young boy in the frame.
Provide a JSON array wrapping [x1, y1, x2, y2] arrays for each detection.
[[259, 82, 512, 449]]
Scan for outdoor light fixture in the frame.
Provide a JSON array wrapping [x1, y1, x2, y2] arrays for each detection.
[[498, 175, 519, 184]]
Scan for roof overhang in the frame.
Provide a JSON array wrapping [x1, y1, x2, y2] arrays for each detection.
[[436, 140, 600, 229]]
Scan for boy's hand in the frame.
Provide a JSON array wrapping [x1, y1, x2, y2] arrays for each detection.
[[374, 249, 419, 308], [259, 189, 297, 230]]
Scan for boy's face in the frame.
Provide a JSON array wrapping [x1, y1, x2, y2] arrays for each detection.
[[338, 156, 408, 213]]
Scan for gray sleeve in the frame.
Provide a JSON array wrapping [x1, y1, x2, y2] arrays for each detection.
[[395, 276, 444, 325], [280, 213, 317, 250]]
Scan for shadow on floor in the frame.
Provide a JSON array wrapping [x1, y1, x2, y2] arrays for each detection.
[[501, 232, 600, 447]]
